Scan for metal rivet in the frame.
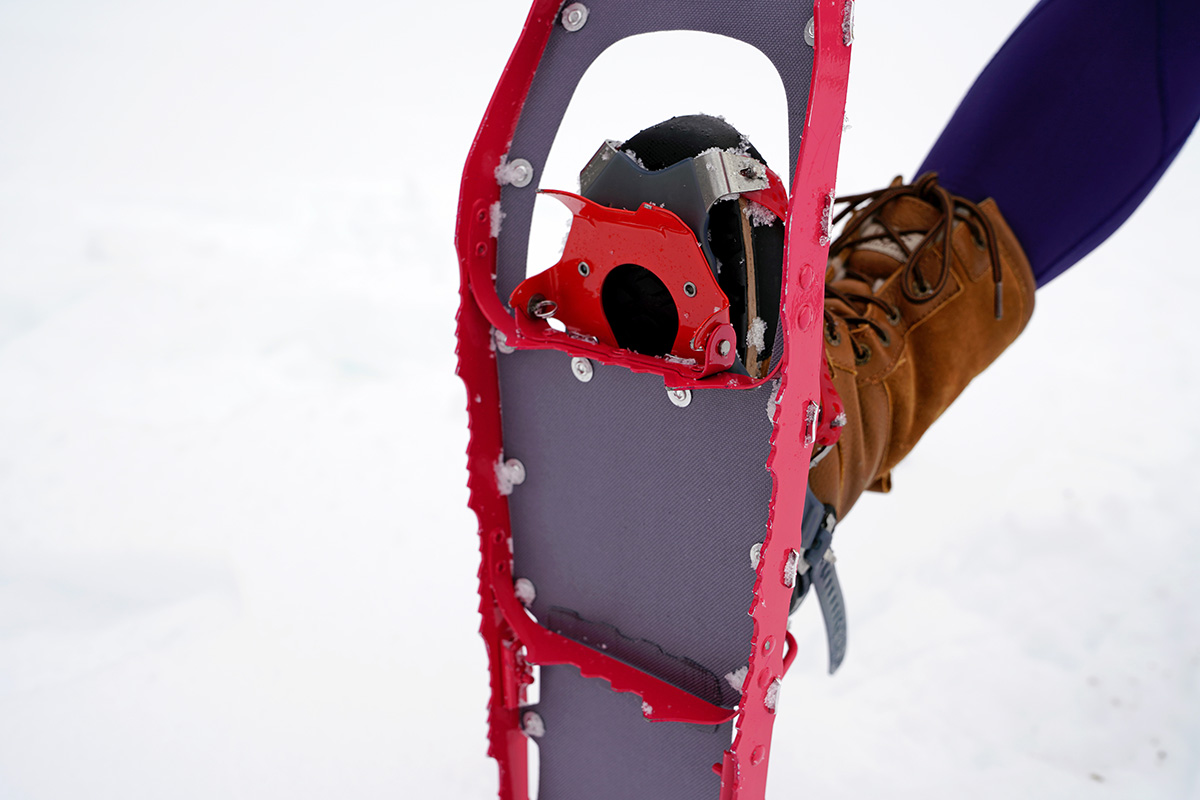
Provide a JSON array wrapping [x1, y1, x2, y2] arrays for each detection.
[[667, 388, 692, 408], [683, 282, 697, 297], [561, 2, 588, 31], [514, 578, 536, 606], [503, 458, 526, 487], [494, 329, 515, 354], [522, 710, 546, 738], [782, 549, 801, 589], [804, 16, 815, 46], [804, 401, 820, 446], [506, 158, 534, 188], [717, 339, 731, 357], [578, 261, 590, 276], [750, 542, 763, 569], [571, 357, 593, 383]]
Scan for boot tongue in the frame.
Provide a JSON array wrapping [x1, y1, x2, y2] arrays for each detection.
[[838, 188, 943, 285]]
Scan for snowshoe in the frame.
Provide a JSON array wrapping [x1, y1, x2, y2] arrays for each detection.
[[454, 2, 854, 798]]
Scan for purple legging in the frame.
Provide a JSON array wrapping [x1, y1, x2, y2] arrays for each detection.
[[919, 0, 1200, 287]]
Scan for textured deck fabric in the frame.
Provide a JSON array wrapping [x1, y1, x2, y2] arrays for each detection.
[[493, 1, 816, 795]]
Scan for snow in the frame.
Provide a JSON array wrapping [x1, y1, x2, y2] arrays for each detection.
[[725, 665, 750, 694], [1, 2, 1199, 799], [766, 378, 782, 422], [742, 200, 778, 227], [764, 678, 782, 712], [748, 316, 768, 350], [488, 200, 505, 237], [623, 149, 648, 169]]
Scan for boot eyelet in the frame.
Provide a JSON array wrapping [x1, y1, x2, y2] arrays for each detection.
[[853, 343, 872, 365], [886, 305, 902, 325], [910, 280, 935, 300], [825, 325, 842, 346], [877, 329, 891, 347]]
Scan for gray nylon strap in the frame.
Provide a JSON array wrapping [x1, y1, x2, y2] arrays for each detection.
[[799, 487, 848, 674]]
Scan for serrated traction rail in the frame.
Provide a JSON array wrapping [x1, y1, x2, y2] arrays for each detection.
[[453, 2, 852, 798]]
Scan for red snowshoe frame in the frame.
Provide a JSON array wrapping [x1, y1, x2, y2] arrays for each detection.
[[455, 2, 852, 798]]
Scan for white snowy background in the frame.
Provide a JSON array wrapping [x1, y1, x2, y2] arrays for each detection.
[[1, 1, 1198, 798]]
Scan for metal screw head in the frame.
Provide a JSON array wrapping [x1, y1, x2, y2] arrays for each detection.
[[577, 261, 590, 277], [507, 158, 534, 188], [571, 357, 594, 383], [522, 710, 546, 738], [667, 388, 692, 408], [561, 2, 588, 31], [717, 339, 731, 357], [683, 281, 697, 297], [804, 16, 815, 46]]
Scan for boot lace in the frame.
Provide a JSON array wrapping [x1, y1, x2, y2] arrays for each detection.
[[822, 174, 1006, 362]]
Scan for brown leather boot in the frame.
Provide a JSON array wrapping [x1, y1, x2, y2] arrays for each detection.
[[807, 173, 1037, 518]]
